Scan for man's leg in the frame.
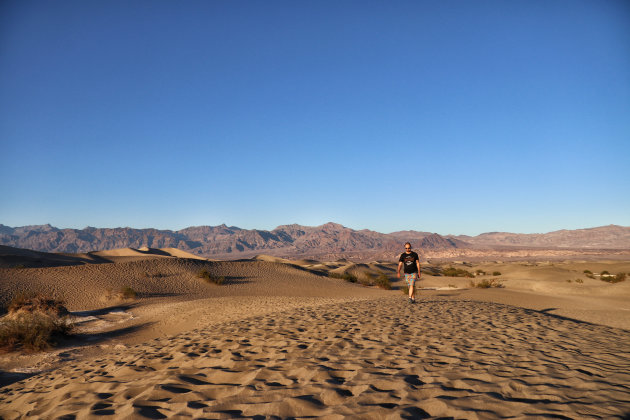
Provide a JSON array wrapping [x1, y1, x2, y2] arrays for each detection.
[[405, 274, 415, 302], [410, 274, 416, 301]]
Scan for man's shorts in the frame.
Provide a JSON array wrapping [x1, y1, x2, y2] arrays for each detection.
[[404, 273, 418, 286]]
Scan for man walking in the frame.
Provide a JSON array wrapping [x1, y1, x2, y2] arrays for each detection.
[[397, 242, 421, 303]]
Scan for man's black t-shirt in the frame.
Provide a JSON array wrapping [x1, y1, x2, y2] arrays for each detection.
[[399, 251, 420, 274]]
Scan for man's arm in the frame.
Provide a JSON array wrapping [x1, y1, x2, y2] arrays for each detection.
[[416, 259, 421, 277], [397, 261, 403, 278]]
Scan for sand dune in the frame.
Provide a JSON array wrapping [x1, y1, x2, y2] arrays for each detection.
[[1, 251, 629, 418], [0, 245, 208, 269], [159, 247, 208, 260], [1, 298, 629, 419]]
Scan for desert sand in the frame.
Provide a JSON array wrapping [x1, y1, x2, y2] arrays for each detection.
[[1, 247, 629, 419]]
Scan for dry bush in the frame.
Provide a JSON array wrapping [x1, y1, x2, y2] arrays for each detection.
[[329, 272, 357, 283], [198, 269, 225, 285], [121, 286, 138, 299], [8, 293, 69, 318], [102, 287, 138, 301], [443, 267, 475, 278], [375, 273, 392, 290], [601, 272, 626, 284], [359, 272, 374, 286], [1, 294, 73, 352], [144, 272, 168, 278], [469, 278, 504, 289], [0, 314, 73, 352]]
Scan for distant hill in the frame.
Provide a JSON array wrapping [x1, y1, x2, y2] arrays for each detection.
[[452, 225, 630, 249], [0, 222, 462, 259], [0, 223, 628, 260]]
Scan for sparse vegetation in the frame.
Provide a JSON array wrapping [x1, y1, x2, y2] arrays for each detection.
[[448, 284, 456, 288], [475, 269, 486, 276], [375, 273, 392, 290], [469, 278, 504, 289], [329, 272, 357, 283], [566, 279, 572, 283], [0, 314, 73, 352], [121, 286, 138, 299], [360, 272, 374, 286], [585, 272, 595, 279], [583, 270, 592, 274], [197, 269, 225, 285], [600, 272, 626, 284], [442, 267, 475, 278], [575, 278, 583, 284], [492, 271, 501, 276], [8, 293, 69, 317], [0, 294, 73, 352], [422, 266, 441, 276], [144, 272, 168, 278]]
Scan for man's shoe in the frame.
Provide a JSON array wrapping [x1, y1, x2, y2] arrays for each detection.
[[409, 298, 413, 304]]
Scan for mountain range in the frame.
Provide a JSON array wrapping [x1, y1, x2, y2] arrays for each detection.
[[1, 223, 629, 260]]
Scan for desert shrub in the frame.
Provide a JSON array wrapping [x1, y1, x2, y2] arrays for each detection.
[[1, 294, 73, 352], [375, 273, 392, 290], [575, 278, 583, 284], [601, 272, 626, 284], [144, 272, 167, 279], [121, 286, 138, 299], [469, 278, 504, 289], [566, 279, 572, 283], [8, 293, 69, 317], [0, 313, 73, 352], [583, 270, 592, 274], [343, 273, 357, 283], [360, 272, 375, 286], [0, 314, 71, 352], [448, 284, 456, 288], [601, 270, 610, 276], [197, 270, 225, 285], [329, 272, 357, 283], [585, 272, 595, 279], [492, 271, 501, 276], [475, 269, 486, 276], [443, 267, 474, 278], [424, 266, 441, 276]]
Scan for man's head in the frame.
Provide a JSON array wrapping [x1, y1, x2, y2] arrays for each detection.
[[404, 242, 412, 251]]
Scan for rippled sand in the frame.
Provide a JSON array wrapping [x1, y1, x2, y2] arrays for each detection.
[[2, 297, 629, 419]]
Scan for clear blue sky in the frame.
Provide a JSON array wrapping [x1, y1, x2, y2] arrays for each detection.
[[1, 1, 629, 236]]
